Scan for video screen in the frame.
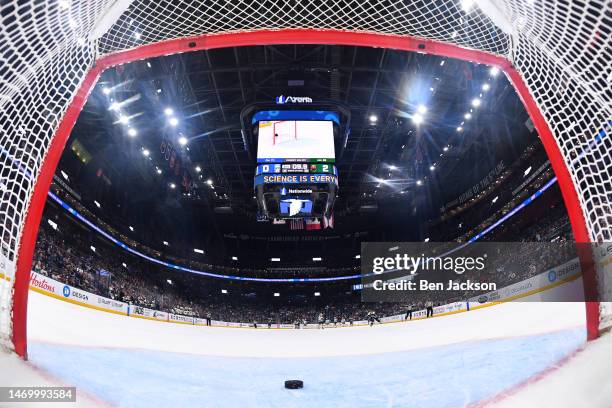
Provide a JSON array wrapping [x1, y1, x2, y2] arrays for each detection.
[[257, 120, 335, 163]]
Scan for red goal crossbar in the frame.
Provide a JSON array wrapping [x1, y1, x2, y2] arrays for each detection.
[[11, 29, 598, 359]]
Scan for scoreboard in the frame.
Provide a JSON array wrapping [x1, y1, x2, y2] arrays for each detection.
[[256, 163, 337, 175], [253, 115, 339, 221]]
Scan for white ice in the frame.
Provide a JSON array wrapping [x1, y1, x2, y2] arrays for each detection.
[[0, 280, 610, 407]]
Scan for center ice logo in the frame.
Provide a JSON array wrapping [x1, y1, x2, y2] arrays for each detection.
[[63, 285, 71, 297]]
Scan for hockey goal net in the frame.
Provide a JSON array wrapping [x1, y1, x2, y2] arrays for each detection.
[[0, 1, 610, 357], [273, 121, 298, 145]]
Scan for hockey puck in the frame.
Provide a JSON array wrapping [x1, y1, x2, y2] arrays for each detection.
[[284, 380, 304, 389]]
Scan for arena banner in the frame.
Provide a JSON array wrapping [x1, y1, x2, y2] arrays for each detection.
[[29, 271, 128, 315], [381, 314, 403, 323], [129, 304, 168, 321], [0, 251, 15, 281], [433, 301, 466, 315], [168, 313, 194, 325], [193, 317, 210, 326], [468, 258, 582, 307], [361, 242, 587, 303], [596, 243, 612, 331]]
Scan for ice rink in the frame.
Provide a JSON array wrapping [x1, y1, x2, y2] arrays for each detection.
[[2, 283, 612, 408]]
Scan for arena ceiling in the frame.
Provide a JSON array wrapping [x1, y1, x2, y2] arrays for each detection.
[[54, 44, 536, 258]]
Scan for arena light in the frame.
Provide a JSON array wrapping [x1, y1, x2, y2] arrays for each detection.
[[156, 168, 162, 174], [109, 102, 120, 111], [90, 245, 96, 252], [471, 98, 482, 108], [424, 238, 430, 242], [47, 219, 58, 230], [439, 60, 445, 66], [122, 262, 127, 268], [118, 115, 129, 124], [313, 257, 322, 261], [490, 67, 500, 77], [369, 114, 378, 123], [206, 179, 213, 186], [164, 107, 174, 116], [482, 83, 491, 91], [60, 170, 69, 180], [388, 165, 397, 170], [102, 86, 111, 95], [133, 32, 141, 40], [464, 113, 472, 120], [355, 255, 361, 259], [156, 88, 162, 94], [412, 113, 424, 124], [457, 126, 463, 132], [142, 149, 150, 156], [271, 257, 281, 262], [146, 62, 151, 68], [94, 200, 101, 208], [231, 256, 238, 261], [169, 183, 176, 189], [524, 166, 532, 176], [169, 117, 179, 126], [314, 292, 321, 297], [443, 146, 449, 152], [129, 226, 134, 231], [221, 289, 228, 294], [195, 166, 201, 173], [166, 279, 172, 285], [163, 241, 169, 246], [416, 179, 423, 186], [273, 293, 280, 297], [127, 128, 137, 137], [417, 104, 427, 114], [429, 165, 435, 171], [194, 248, 204, 254], [178, 136, 188, 146], [492, 196, 499, 203], [58, 0, 70, 10]]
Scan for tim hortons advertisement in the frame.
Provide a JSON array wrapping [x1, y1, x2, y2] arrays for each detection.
[[29, 271, 128, 315]]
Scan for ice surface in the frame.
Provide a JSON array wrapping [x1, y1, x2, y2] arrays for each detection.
[[2, 282, 608, 407]]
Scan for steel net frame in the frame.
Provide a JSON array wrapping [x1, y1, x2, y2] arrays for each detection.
[[0, 0, 610, 358]]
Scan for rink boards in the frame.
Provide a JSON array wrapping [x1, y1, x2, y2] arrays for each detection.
[[17, 258, 583, 330]]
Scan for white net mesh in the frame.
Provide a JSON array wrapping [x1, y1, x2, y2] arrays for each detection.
[[0, 0, 610, 351]]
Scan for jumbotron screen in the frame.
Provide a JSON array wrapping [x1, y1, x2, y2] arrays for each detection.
[[256, 120, 335, 163]]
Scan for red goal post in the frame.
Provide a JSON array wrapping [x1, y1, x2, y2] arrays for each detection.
[[273, 121, 298, 145], [0, 1, 609, 359]]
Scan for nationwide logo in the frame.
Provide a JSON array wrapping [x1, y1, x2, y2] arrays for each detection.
[[30, 273, 56, 293], [63, 285, 71, 297], [289, 189, 313, 194], [275, 95, 313, 104], [548, 270, 557, 283]]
